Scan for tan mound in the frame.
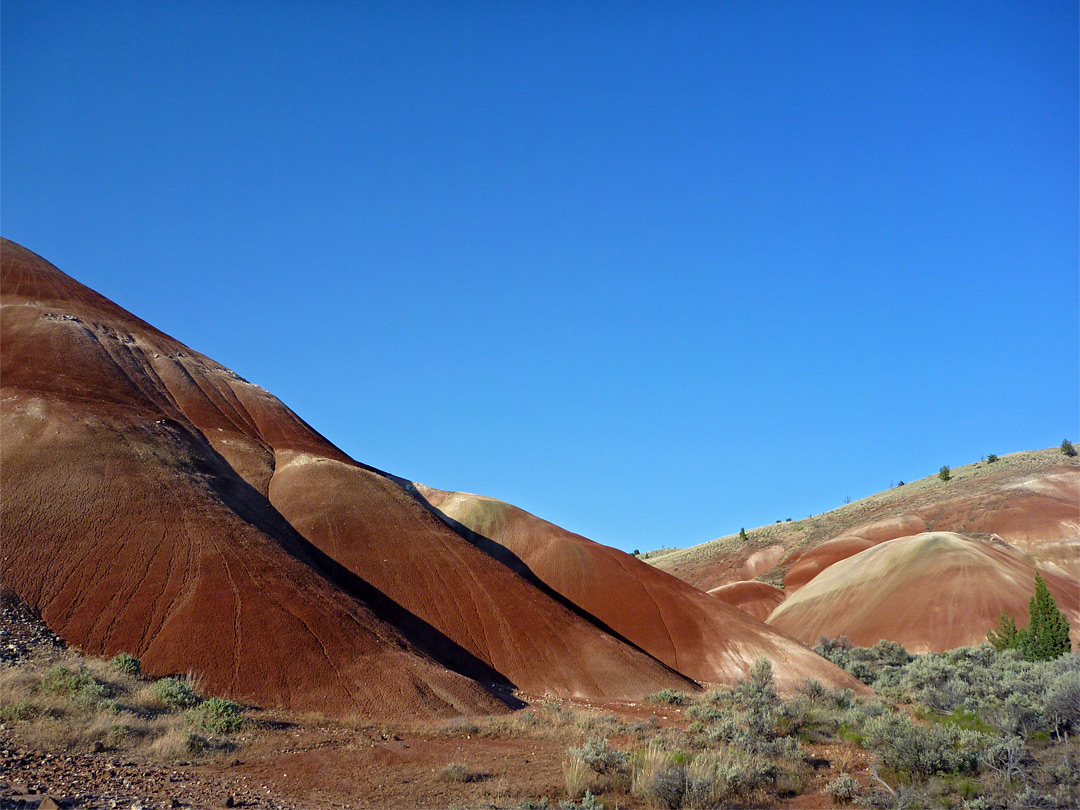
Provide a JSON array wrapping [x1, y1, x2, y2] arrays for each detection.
[[707, 581, 786, 621], [767, 532, 1080, 653], [0, 238, 692, 712], [413, 488, 863, 692]]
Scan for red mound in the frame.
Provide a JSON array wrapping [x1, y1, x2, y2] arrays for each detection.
[[783, 536, 875, 590], [413, 488, 862, 692], [0, 241, 504, 719], [0, 239, 701, 714], [268, 457, 688, 700], [707, 581, 786, 621], [767, 532, 1080, 653]]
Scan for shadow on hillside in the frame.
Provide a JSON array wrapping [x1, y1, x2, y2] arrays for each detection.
[[399, 479, 695, 686], [177, 422, 526, 711]]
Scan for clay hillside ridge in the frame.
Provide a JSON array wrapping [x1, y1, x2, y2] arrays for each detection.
[[0, 238, 859, 721], [647, 449, 1079, 653]]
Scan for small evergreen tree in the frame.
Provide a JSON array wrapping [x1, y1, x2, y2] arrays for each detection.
[[739, 527, 749, 542], [987, 612, 1021, 651], [1020, 575, 1072, 661], [986, 453, 998, 463], [1062, 439, 1077, 457], [939, 465, 951, 481]]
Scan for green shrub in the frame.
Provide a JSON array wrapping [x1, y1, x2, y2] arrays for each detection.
[[871, 640, 913, 668], [1061, 439, 1076, 457], [987, 612, 1022, 652], [645, 764, 686, 809], [800, 678, 827, 704], [154, 676, 199, 708], [686, 702, 723, 722], [37, 664, 95, 696], [35, 664, 114, 709], [0, 701, 34, 721], [567, 737, 628, 775], [1044, 662, 1080, 738], [558, 790, 603, 810], [862, 712, 985, 777], [645, 689, 690, 706], [939, 465, 951, 482], [71, 678, 111, 708], [110, 653, 141, 677], [986, 454, 998, 463], [825, 773, 860, 803], [187, 696, 242, 734]]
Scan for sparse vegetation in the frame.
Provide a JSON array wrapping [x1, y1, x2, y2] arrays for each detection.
[[6, 611, 1077, 808], [1, 651, 246, 764], [825, 773, 860, 803], [441, 762, 484, 783], [154, 675, 200, 708], [187, 696, 243, 734], [644, 689, 689, 706], [568, 736, 629, 775], [110, 652, 141, 677]]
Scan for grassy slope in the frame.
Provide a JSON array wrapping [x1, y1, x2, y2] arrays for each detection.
[[646, 447, 1079, 590]]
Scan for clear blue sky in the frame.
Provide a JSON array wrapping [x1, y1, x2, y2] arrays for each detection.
[[4, 1, 1077, 553]]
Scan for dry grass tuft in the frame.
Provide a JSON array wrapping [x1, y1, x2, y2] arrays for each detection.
[[563, 754, 590, 799], [631, 739, 669, 798], [440, 762, 485, 783]]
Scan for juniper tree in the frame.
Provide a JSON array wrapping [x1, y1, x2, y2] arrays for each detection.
[[1020, 574, 1072, 661]]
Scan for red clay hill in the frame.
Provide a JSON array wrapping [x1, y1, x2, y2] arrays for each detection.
[[649, 450, 1079, 653], [410, 486, 850, 692], [0, 239, 858, 720]]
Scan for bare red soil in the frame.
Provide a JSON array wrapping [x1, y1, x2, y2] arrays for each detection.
[[707, 580, 787, 620], [1, 240, 508, 720], [783, 537, 876, 591]]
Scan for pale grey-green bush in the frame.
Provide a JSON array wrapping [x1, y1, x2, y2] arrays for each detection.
[[825, 773, 860, 803], [567, 736, 628, 775], [154, 676, 199, 709], [862, 712, 985, 777]]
